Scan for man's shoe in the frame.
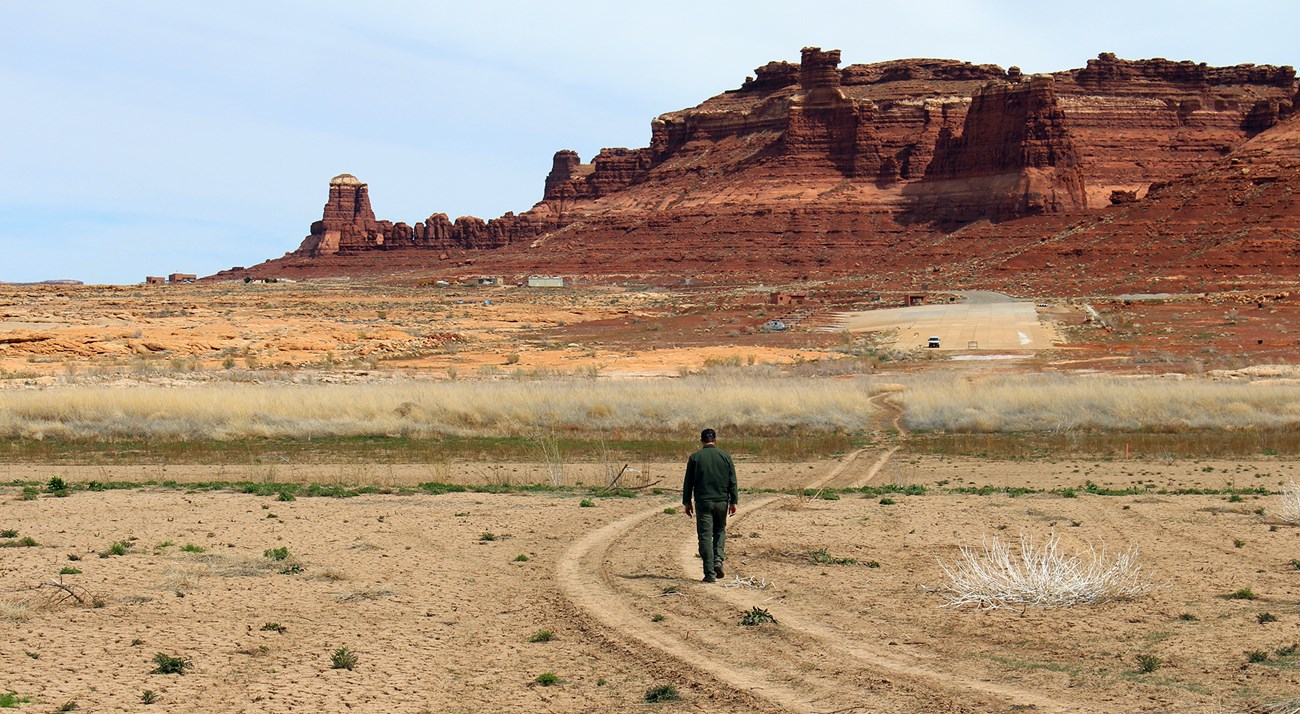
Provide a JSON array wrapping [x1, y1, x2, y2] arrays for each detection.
[[702, 575, 716, 583], [714, 564, 724, 578]]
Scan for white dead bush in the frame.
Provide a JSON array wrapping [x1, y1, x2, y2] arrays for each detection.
[[933, 532, 1151, 610], [1280, 481, 1300, 524]]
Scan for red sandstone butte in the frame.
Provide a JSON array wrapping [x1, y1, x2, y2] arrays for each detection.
[[215, 49, 1298, 292]]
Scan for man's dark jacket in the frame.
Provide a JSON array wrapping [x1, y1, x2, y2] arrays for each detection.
[[682, 444, 738, 506]]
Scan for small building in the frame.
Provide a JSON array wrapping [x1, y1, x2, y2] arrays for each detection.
[[168, 273, 197, 284], [145, 276, 166, 285], [906, 294, 926, 306], [476, 276, 503, 286], [770, 291, 808, 306], [527, 276, 565, 288]]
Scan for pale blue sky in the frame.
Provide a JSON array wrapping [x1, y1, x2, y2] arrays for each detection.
[[3, 1, 1296, 283]]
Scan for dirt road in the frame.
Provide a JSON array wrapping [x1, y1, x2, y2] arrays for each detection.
[[830, 291, 1059, 351]]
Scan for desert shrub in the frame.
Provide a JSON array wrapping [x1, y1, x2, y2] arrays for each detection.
[[513, 554, 529, 562], [59, 566, 81, 575], [47, 477, 68, 495], [528, 630, 554, 643], [534, 672, 560, 686], [260, 622, 286, 633], [1280, 481, 1300, 524], [1258, 612, 1279, 624], [810, 548, 857, 565], [579, 498, 595, 507], [479, 532, 497, 542], [180, 544, 204, 553], [1248, 650, 1271, 663], [933, 532, 1151, 610], [739, 607, 777, 626], [330, 646, 357, 670], [0, 529, 16, 538], [0, 693, 31, 708], [1136, 654, 1161, 673], [140, 690, 157, 704], [644, 684, 680, 702], [1227, 588, 1259, 600], [101, 541, 129, 557], [150, 653, 189, 675], [263, 547, 289, 561]]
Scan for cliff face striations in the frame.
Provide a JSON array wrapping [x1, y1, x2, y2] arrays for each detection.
[[222, 48, 1296, 288]]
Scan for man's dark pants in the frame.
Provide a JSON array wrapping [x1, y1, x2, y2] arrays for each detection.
[[694, 499, 728, 577]]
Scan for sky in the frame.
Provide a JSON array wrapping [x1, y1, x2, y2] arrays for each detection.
[[3, 1, 1298, 284]]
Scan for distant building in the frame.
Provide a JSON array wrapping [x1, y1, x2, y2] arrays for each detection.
[[168, 273, 197, 284], [527, 276, 565, 288], [906, 294, 926, 306], [476, 276, 503, 286], [145, 276, 166, 285], [770, 291, 808, 306]]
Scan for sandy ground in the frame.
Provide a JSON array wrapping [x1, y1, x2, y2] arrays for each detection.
[[4, 453, 1300, 713], [831, 295, 1059, 352]]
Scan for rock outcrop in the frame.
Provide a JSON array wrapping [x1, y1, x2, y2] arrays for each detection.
[[221, 48, 1297, 290]]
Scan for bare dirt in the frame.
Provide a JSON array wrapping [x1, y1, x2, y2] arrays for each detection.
[[4, 450, 1300, 713]]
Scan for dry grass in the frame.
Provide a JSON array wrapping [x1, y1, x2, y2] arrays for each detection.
[[0, 596, 36, 621], [903, 374, 1300, 432], [932, 532, 1152, 610], [0, 376, 879, 441], [1280, 481, 1300, 524]]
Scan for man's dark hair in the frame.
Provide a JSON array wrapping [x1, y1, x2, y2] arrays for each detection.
[[700, 428, 717, 443]]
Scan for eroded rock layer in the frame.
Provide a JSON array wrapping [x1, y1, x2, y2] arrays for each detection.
[[220, 49, 1298, 291]]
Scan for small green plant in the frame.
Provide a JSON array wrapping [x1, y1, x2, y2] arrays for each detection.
[[878, 497, 896, 505], [1247, 649, 1271, 663], [1227, 587, 1259, 600], [276, 491, 296, 502], [59, 566, 82, 575], [3, 536, 39, 548], [651, 614, 665, 622], [739, 606, 778, 626], [1290, 559, 1300, 571], [529, 630, 554, 643], [579, 498, 595, 508], [810, 548, 857, 565], [1136, 654, 1161, 673], [513, 554, 530, 562], [101, 541, 129, 557], [480, 532, 497, 542], [534, 672, 560, 686], [131, 639, 144, 646], [0, 529, 16, 538], [20, 486, 38, 501], [0, 693, 31, 708], [140, 690, 157, 704], [1233, 539, 1246, 548], [151, 652, 190, 675], [865, 561, 881, 568], [1258, 612, 1279, 624], [180, 544, 205, 553], [644, 684, 680, 702], [47, 477, 68, 495], [330, 646, 357, 670], [155, 540, 175, 549], [278, 563, 304, 575], [260, 622, 286, 633], [1228, 494, 1244, 503], [1178, 613, 1198, 621], [662, 507, 677, 515], [263, 547, 290, 561]]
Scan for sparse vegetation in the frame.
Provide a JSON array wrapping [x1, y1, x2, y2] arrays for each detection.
[[739, 606, 778, 626], [810, 548, 857, 565], [330, 646, 358, 670], [1227, 587, 1259, 600], [59, 566, 81, 575], [0, 693, 30, 708], [534, 672, 560, 686], [150, 653, 190, 675], [1248, 649, 1271, 663], [0, 529, 16, 538], [513, 554, 529, 562], [1258, 612, 1279, 624], [180, 544, 205, 553], [579, 498, 595, 507], [1136, 654, 1161, 673], [140, 690, 157, 704], [263, 547, 290, 561], [528, 630, 554, 643], [644, 684, 680, 702], [934, 532, 1151, 610], [479, 532, 497, 542]]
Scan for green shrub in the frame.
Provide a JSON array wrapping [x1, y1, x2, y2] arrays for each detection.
[[263, 547, 290, 561], [662, 507, 677, 515], [579, 498, 595, 508], [140, 690, 157, 704], [150, 653, 190, 675], [534, 672, 560, 686], [1247, 650, 1271, 663], [59, 566, 81, 575], [260, 623, 286, 633], [739, 607, 777, 626], [1258, 612, 1279, 624], [513, 554, 530, 562], [0, 693, 31, 708], [644, 684, 680, 702], [480, 532, 497, 542], [879, 497, 896, 505], [528, 630, 554, 643], [0, 529, 16, 538], [330, 646, 357, 670], [1136, 654, 1161, 673], [810, 548, 857, 565], [1227, 588, 1259, 600], [180, 544, 205, 553], [47, 477, 68, 494]]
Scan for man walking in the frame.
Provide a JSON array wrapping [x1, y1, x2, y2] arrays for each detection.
[[682, 428, 738, 583]]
